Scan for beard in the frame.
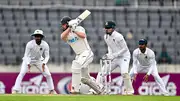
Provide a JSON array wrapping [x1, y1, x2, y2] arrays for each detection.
[[139, 47, 146, 53], [62, 25, 69, 31], [35, 39, 42, 45], [106, 31, 112, 35], [62, 27, 67, 31]]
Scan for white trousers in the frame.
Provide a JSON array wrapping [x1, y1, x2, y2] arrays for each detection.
[[13, 60, 54, 92], [71, 50, 94, 92], [75, 50, 94, 68], [96, 57, 130, 86], [129, 65, 168, 94]]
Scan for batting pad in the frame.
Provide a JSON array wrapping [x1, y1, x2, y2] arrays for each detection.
[[71, 61, 81, 92], [122, 73, 134, 94], [81, 77, 103, 94]]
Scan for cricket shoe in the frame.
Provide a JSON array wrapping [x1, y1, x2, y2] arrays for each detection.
[[70, 89, 81, 94], [12, 90, 19, 94], [81, 77, 105, 95], [163, 92, 169, 96], [123, 89, 134, 95], [70, 91, 81, 94], [49, 90, 57, 94], [87, 89, 97, 95]]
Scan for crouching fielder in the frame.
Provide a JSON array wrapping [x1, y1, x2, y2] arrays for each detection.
[[12, 29, 56, 94], [129, 39, 169, 96], [60, 16, 103, 94], [96, 21, 134, 95]]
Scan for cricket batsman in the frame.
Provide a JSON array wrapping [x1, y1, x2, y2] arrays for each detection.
[[12, 29, 56, 94], [129, 39, 169, 96], [60, 16, 103, 94], [96, 21, 134, 95]]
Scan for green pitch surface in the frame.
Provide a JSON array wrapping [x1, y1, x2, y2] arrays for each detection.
[[0, 94, 179, 101]]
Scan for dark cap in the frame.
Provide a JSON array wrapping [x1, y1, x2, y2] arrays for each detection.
[[104, 21, 116, 29], [139, 39, 148, 45], [61, 16, 72, 25]]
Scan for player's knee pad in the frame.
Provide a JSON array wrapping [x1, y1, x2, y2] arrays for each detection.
[[81, 77, 95, 85], [81, 77, 102, 94], [72, 60, 81, 73], [80, 77, 95, 94], [80, 82, 91, 94]]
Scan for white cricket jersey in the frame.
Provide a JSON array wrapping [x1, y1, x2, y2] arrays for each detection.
[[23, 40, 50, 64], [132, 47, 156, 75], [66, 26, 91, 54], [133, 48, 156, 67], [104, 30, 130, 58]]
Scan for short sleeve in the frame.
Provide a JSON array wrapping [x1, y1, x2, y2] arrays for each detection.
[[74, 26, 85, 33]]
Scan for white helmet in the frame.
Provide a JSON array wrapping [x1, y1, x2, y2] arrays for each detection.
[[31, 29, 45, 37]]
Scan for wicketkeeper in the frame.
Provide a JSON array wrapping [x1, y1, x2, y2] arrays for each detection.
[[96, 21, 134, 95]]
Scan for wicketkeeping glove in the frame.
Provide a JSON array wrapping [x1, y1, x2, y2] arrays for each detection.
[[102, 54, 115, 60]]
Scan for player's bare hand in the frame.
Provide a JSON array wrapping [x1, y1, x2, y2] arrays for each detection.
[[42, 63, 45, 72], [143, 74, 149, 82], [28, 64, 31, 73]]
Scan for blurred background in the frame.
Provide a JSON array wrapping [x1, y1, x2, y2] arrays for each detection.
[[0, 0, 179, 73]]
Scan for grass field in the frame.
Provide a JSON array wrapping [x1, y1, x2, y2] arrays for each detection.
[[0, 95, 179, 101]]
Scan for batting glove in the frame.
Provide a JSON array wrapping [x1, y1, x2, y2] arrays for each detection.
[[68, 19, 78, 26], [68, 19, 78, 31], [71, 24, 77, 31]]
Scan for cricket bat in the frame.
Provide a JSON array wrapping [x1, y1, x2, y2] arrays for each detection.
[[75, 10, 91, 25]]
